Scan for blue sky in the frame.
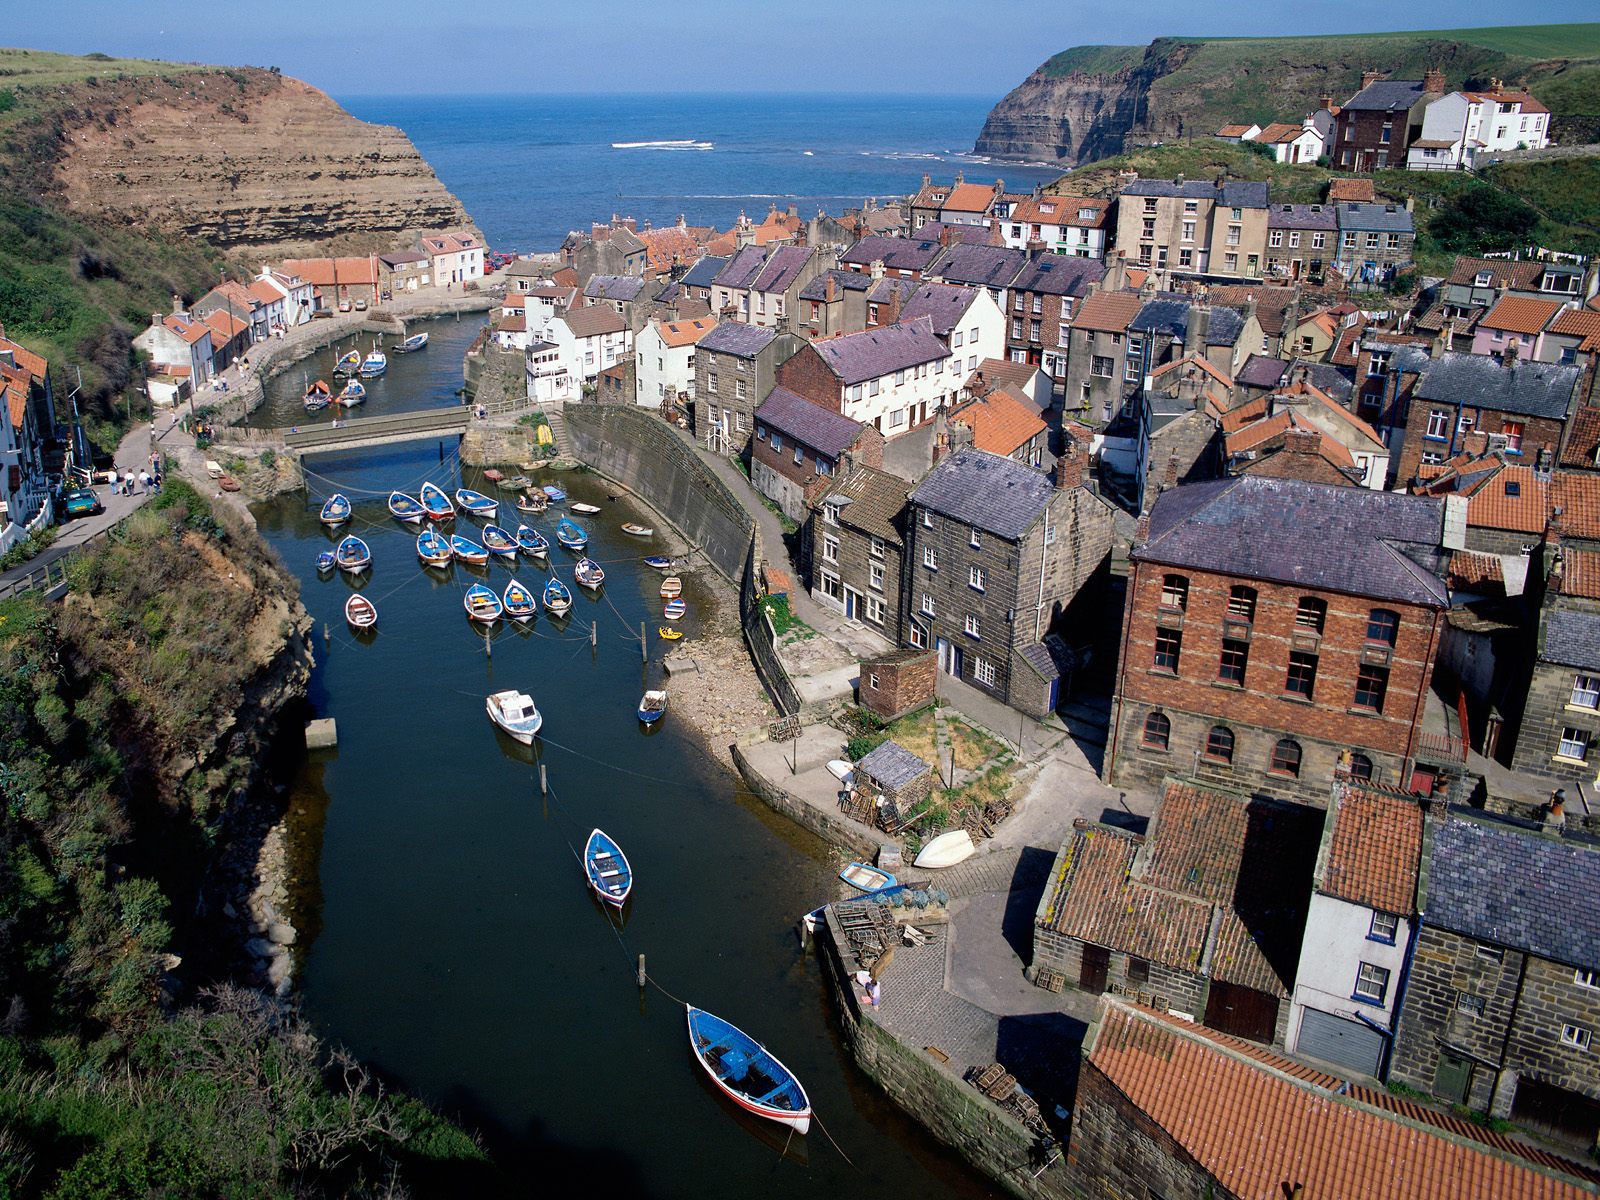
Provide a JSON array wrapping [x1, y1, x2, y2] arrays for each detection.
[[10, 2, 1598, 94]]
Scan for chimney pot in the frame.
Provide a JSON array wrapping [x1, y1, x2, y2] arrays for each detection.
[[1055, 444, 1084, 490], [1361, 69, 1384, 90], [1424, 67, 1446, 96]]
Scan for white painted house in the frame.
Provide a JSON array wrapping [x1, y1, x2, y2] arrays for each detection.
[[1253, 118, 1325, 165], [1285, 785, 1423, 1079], [547, 306, 632, 385], [133, 310, 216, 387], [1408, 84, 1552, 170], [256, 267, 315, 326], [1000, 196, 1113, 258], [782, 315, 956, 436], [897, 283, 1007, 374], [421, 232, 484, 286], [634, 316, 715, 409], [525, 340, 574, 405]]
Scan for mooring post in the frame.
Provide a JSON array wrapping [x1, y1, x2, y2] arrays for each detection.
[[641, 621, 647, 663], [590, 620, 597, 648], [485, 625, 492, 659], [637, 954, 646, 989], [539, 764, 547, 797]]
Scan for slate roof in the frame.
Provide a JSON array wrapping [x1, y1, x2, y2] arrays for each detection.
[[1337, 203, 1415, 234], [1320, 787, 1423, 915], [859, 739, 931, 791], [584, 274, 647, 302], [910, 447, 1055, 540], [897, 283, 979, 336], [1009, 254, 1105, 298], [1130, 296, 1247, 347], [697, 321, 778, 359], [750, 245, 814, 294], [926, 244, 1028, 289], [379, 249, 430, 267], [824, 464, 908, 545], [1236, 354, 1288, 389], [1268, 203, 1336, 231], [1138, 476, 1449, 607], [561, 306, 627, 338], [680, 256, 729, 289], [1414, 353, 1580, 420], [1344, 78, 1428, 112], [839, 235, 942, 273], [797, 269, 875, 302], [1123, 178, 1219, 200], [1543, 609, 1600, 673], [712, 244, 769, 290], [1426, 815, 1600, 969], [813, 316, 947, 385], [755, 387, 864, 457], [1220, 181, 1270, 208]]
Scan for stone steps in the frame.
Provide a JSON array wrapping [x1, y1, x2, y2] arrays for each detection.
[[543, 407, 573, 457]]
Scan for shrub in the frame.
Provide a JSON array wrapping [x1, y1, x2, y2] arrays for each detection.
[[257, 448, 275, 469]]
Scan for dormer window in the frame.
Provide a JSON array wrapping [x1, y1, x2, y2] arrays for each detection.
[[1474, 271, 1493, 287]]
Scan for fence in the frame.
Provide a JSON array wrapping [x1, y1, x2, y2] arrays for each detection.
[[0, 514, 132, 603]]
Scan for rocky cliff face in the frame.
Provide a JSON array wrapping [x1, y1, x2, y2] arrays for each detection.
[[44, 69, 473, 255]]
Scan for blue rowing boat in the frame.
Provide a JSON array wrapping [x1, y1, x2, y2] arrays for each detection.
[[481, 523, 518, 559], [315, 551, 336, 574], [320, 492, 351, 526], [583, 828, 632, 908], [335, 534, 370, 574], [450, 534, 488, 565], [543, 577, 572, 616], [416, 528, 452, 567], [388, 490, 425, 523], [455, 488, 498, 520], [542, 484, 567, 502], [555, 517, 588, 551], [420, 482, 454, 522], [463, 583, 502, 623], [502, 578, 537, 621], [515, 524, 549, 558], [638, 689, 667, 725], [685, 1006, 811, 1134], [643, 555, 674, 571]]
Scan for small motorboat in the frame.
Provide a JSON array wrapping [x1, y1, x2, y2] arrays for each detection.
[[333, 349, 361, 375], [660, 576, 682, 599], [357, 350, 387, 377], [658, 626, 683, 641], [574, 557, 605, 590], [320, 492, 352, 527], [914, 829, 976, 869], [555, 517, 588, 551], [315, 551, 336, 574], [393, 332, 429, 353], [570, 502, 602, 515], [345, 594, 377, 630], [303, 380, 332, 411], [638, 688, 668, 724], [686, 1006, 811, 1134], [481, 524, 518, 559], [542, 484, 567, 502], [502, 579, 537, 622], [840, 863, 897, 894], [482, 468, 504, 484], [450, 534, 489, 565], [515, 525, 549, 558], [486, 688, 542, 742], [543, 577, 573, 616], [218, 475, 241, 492], [515, 491, 549, 514], [388, 491, 425, 523], [338, 379, 366, 406], [663, 599, 687, 621], [455, 488, 498, 520], [463, 583, 503, 623], [335, 534, 371, 574], [420, 481, 454, 522], [584, 828, 632, 908], [499, 475, 532, 492], [417, 528, 453, 567], [643, 555, 674, 571], [621, 523, 653, 537]]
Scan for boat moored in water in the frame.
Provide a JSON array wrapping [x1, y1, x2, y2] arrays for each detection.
[[659, 576, 682, 599], [335, 534, 371, 574], [481, 524, 518, 559], [420, 482, 454, 522], [621, 522, 653, 537], [584, 828, 632, 908], [486, 688, 542, 742], [499, 475, 532, 492], [338, 379, 366, 406], [515, 525, 549, 558], [315, 551, 336, 574], [515, 491, 549, 514], [450, 534, 489, 565], [455, 488, 498, 520], [320, 492, 352, 526], [304, 380, 333, 411], [502, 579, 538, 621], [685, 1006, 811, 1134], [542, 485, 567, 502], [638, 689, 668, 724], [344, 594, 377, 630], [643, 555, 674, 571], [333, 349, 361, 375], [357, 350, 387, 377], [393, 332, 429, 353], [570, 502, 601, 515], [574, 557, 605, 589], [555, 517, 588, 551], [663, 599, 687, 621], [543, 577, 573, 616], [388, 491, 426, 523], [463, 583, 503, 623], [416, 528, 453, 567]]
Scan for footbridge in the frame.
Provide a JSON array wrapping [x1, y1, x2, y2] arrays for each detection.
[[282, 405, 472, 454]]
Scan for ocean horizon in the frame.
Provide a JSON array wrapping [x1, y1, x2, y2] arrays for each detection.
[[337, 92, 1063, 253]]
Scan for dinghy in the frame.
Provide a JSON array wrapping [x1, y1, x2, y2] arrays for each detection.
[[357, 350, 387, 377], [449, 534, 489, 565], [502, 579, 537, 622], [455, 488, 498, 520], [826, 760, 855, 786], [621, 522, 653, 537], [416, 528, 453, 567], [337, 379, 366, 406], [303, 380, 332, 411], [388, 490, 425, 523], [481, 524, 518, 559], [335, 534, 371, 574], [333, 349, 361, 375], [499, 475, 532, 492], [570, 502, 601, 515], [658, 626, 683, 641], [542, 484, 567, 502], [315, 551, 336, 574], [542, 577, 573, 616], [463, 583, 503, 623], [659, 576, 682, 599], [482, 468, 504, 484], [638, 689, 668, 724], [555, 517, 588, 551], [914, 829, 976, 869], [420, 482, 454, 522], [573, 557, 605, 590], [800, 906, 828, 937], [663, 599, 687, 621], [515, 525, 549, 558], [486, 688, 542, 743], [839, 863, 897, 893], [320, 492, 352, 527], [514, 490, 549, 514], [344, 594, 377, 630], [393, 332, 429, 353], [583, 828, 632, 908], [642, 555, 674, 571], [685, 1006, 811, 1134]]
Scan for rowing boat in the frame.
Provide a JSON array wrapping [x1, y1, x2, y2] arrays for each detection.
[[685, 1006, 811, 1134], [420, 482, 454, 522], [463, 583, 503, 623], [388, 491, 426, 523]]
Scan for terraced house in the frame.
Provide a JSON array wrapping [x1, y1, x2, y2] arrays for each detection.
[[810, 462, 911, 644], [1114, 176, 1269, 282]]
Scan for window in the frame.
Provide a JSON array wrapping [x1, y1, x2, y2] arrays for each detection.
[[1127, 957, 1150, 986], [1012, 318, 1024, 339], [1572, 675, 1600, 709], [865, 595, 884, 625], [1182, 220, 1197, 242], [1559, 728, 1590, 762], [820, 570, 841, 600], [735, 379, 746, 400], [1231, 207, 1242, 221], [868, 561, 884, 591], [922, 510, 933, 528], [1456, 992, 1485, 1017], [1161, 574, 1188, 610], [1502, 421, 1524, 453], [1354, 962, 1390, 1005], [1286, 652, 1318, 699], [894, 369, 906, 386], [1270, 738, 1302, 777], [1577, 969, 1600, 990], [1387, 232, 1401, 251], [1355, 664, 1389, 713], [964, 614, 980, 638], [756, 424, 767, 441], [952, 330, 964, 347], [1091, 355, 1114, 379], [969, 565, 984, 591], [908, 621, 926, 649], [794, 446, 804, 465], [816, 457, 830, 476], [1179, 248, 1193, 268], [1143, 711, 1171, 750], [1370, 912, 1399, 944], [1348, 753, 1374, 782], [1269, 229, 1283, 248], [1312, 231, 1326, 250], [1218, 638, 1249, 686], [1154, 628, 1182, 673], [1224, 253, 1238, 272], [1295, 597, 1326, 634], [1366, 609, 1399, 646], [822, 535, 839, 563], [868, 303, 879, 324], [869, 536, 885, 559], [771, 433, 783, 452], [968, 526, 981, 549], [1183, 199, 1198, 214], [1226, 224, 1242, 247], [974, 658, 997, 688], [823, 501, 839, 525], [1477, 945, 1505, 964], [923, 547, 938, 570], [1425, 410, 1448, 439], [1205, 726, 1235, 764], [868, 379, 880, 396], [1226, 586, 1257, 623], [1562, 1025, 1592, 1051], [921, 594, 935, 617], [1289, 231, 1301, 248]]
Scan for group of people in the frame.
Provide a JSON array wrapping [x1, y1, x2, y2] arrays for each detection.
[[113, 451, 163, 497]]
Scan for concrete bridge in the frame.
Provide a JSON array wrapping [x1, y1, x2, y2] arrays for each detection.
[[283, 405, 472, 454]]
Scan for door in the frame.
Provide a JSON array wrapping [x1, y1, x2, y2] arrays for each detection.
[[1297, 1009, 1386, 1076], [1204, 982, 1279, 1044], [1511, 1076, 1600, 1143], [1432, 1052, 1472, 1105], [843, 587, 861, 622], [1079, 944, 1109, 993], [937, 637, 963, 678]]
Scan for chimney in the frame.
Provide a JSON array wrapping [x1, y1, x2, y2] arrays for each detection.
[[1361, 69, 1384, 91], [1284, 427, 1322, 456], [1161, 452, 1180, 492], [825, 273, 837, 303], [171, 292, 183, 316], [1503, 339, 1520, 368], [932, 405, 951, 467], [1462, 430, 1490, 458], [1055, 443, 1084, 490], [921, 173, 930, 188], [1185, 302, 1212, 354], [1547, 789, 1567, 832], [677, 213, 686, 228], [870, 259, 885, 282], [151, 312, 163, 328], [1489, 77, 1504, 95], [1423, 67, 1446, 97], [954, 171, 964, 185], [1103, 252, 1127, 293], [995, 178, 1005, 195], [1319, 94, 1334, 112], [1134, 511, 1152, 545]]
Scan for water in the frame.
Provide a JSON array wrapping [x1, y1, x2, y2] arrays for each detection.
[[336, 93, 1064, 253], [253, 456, 993, 1196]]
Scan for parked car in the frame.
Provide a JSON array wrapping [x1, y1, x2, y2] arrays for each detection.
[[354, 298, 368, 311], [338, 299, 352, 313], [63, 488, 102, 518]]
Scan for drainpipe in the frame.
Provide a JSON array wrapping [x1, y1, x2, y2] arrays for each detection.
[[1385, 908, 1424, 1081], [1489, 950, 1531, 1118], [1104, 559, 1141, 782]]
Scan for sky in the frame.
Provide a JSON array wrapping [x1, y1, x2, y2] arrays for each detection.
[[8, 1, 1598, 96]]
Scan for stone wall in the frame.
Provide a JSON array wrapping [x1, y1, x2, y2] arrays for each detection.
[[1066, 1062, 1219, 1200], [1032, 926, 1211, 1023], [1510, 657, 1600, 784], [730, 743, 878, 856], [741, 526, 802, 716], [460, 423, 537, 467]]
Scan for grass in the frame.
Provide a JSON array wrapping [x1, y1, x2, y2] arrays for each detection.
[[761, 592, 811, 637], [0, 526, 56, 570], [0, 47, 217, 93], [850, 707, 1017, 836]]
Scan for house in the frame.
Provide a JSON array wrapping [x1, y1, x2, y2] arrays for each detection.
[[896, 282, 1007, 374], [962, 358, 1053, 414], [634, 316, 715, 410], [0, 330, 54, 464], [492, 312, 531, 352], [253, 266, 315, 327], [694, 322, 804, 453], [1071, 995, 1600, 1200], [1254, 117, 1325, 164], [708, 244, 825, 328], [567, 220, 648, 282], [524, 340, 573, 405], [1285, 782, 1425, 1077], [1224, 372, 1390, 488], [774, 316, 953, 437], [522, 285, 579, 337], [583, 274, 656, 327], [1004, 254, 1106, 386], [1215, 122, 1263, 143], [922, 243, 1028, 313], [201, 309, 251, 371], [505, 258, 555, 294], [1391, 810, 1600, 1143], [194, 281, 267, 343], [839, 235, 943, 280], [378, 248, 431, 293], [1061, 285, 1146, 425], [420, 231, 483, 286], [751, 386, 882, 522], [937, 178, 1004, 227], [903, 447, 1114, 715], [1508, 554, 1600, 782], [0, 353, 47, 548], [1265, 204, 1335, 284], [1471, 296, 1566, 362], [811, 462, 911, 643], [1328, 176, 1377, 204], [1032, 780, 1318, 1046], [949, 387, 1047, 467], [1114, 177, 1270, 281], [907, 174, 953, 233], [795, 269, 876, 339], [1330, 68, 1447, 171], [134, 307, 216, 387], [279, 257, 379, 309], [636, 217, 716, 277], [1409, 81, 1552, 169], [1105, 477, 1454, 804], [1335, 202, 1416, 287], [678, 255, 729, 307], [998, 195, 1112, 258], [547, 306, 632, 386]]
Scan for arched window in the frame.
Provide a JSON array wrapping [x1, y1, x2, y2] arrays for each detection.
[[1161, 574, 1189, 610], [1142, 711, 1171, 749], [1227, 585, 1258, 623], [1205, 726, 1235, 764], [1366, 608, 1399, 646], [1295, 596, 1327, 633], [1348, 753, 1374, 782], [1271, 738, 1302, 777]]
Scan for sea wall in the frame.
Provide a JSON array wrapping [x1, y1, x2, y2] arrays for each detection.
[[730, 743, 877, 855], [740, 525, 802, 717]]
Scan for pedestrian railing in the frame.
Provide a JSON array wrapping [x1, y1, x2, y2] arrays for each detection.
[[0, 512, 136, 603]]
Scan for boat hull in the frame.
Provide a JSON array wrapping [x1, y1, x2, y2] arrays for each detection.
[[685, 1007, 811, 1135], [914, 829, 976, 869]]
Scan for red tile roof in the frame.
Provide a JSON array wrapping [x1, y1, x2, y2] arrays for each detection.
[[964, 357, 1041, 398], [1071, 289, 1144, 334], [656, 317, 716, 348], [1321, 785, 1423, 914], [1481, 295, 1563, 337], [279, 257, 379, 287], [248, 280, 285, 305], [951, 387, 1046, 456], [1217, 123, 1255, 137], [1450, 550, 1505, 588], [940, 182, 996, 214], [1551, 308, 1600, 354], [1560, 406, 1600, 469], [1219, 395, 1268, 434], [1008, 195, 1110, 229], [1327, 177, 1375, 203], [1561, 547, 1600, 600], [1554, 473, 1600, 541], [0, 337, 47, 382], [164, 316, 211, 346], [6, 383, 26, 432], [1256, 122, 1303, 144], [203, 309, 249, 339]]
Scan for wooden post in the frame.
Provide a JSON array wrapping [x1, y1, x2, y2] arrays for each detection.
[[591, 620, 597, 648], [539, 763, 547, 796], [637, 954, 646, 989], [641, 622, 647, 663], [322, 622, 330, 645], [485, 624, 492, 659]]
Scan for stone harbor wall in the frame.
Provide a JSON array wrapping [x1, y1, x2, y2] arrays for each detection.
[[741, 527, 802, 716], [730, 742, 879, 856]]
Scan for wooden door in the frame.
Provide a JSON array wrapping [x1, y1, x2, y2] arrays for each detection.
[[1204, 982, 1279, 1044], [1079, 944, 1109, 993]]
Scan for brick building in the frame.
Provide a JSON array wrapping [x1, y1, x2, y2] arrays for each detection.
[[693, 321, 804, 454], [1391, 811, 1600, 1143], [1003, 253, 1105, 385], [750, 386, 881, 523], [810, 462, 911, 644], [1330, 70, 1445, 172], [774, 316, 954, 436], [858, 648, 935, 722], [1105, 477, 1452, 804]]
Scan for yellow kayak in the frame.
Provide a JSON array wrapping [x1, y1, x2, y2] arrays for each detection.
[[658, 626, 684, 641]]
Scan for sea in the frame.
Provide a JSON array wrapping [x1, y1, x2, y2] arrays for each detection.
[[336, 92, 1062, 254]]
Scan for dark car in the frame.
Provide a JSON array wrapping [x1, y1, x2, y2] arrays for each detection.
[[63, 488, 103, 518]]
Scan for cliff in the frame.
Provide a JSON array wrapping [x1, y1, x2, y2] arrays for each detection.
[[975, 25, 1600, 167]]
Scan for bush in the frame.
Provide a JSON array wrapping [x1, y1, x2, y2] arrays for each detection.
[[257, 448, 275, 469]]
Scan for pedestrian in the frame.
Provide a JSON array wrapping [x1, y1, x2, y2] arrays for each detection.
[[868, 980, 881, 1008], [139, 470, 151, 491]]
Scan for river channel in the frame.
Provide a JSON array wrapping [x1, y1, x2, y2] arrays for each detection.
[[249, 321, 994, 1196]]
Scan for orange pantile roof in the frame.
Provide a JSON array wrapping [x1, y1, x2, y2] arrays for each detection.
[[495, 313, 526, 333], [1151, 353, 1233, 391], [1561, 407, 1600, 469], [1327, 177, 1375, 203], [1009, 195, 1110, 229], [1462, 89, 1548, 114], [951, 387, 1046, 456], [279, 257, 379, 287], [637, 225, 712, 271], [656, 317, 716, 348], [1088, 999, 1598, 1200], [1226, 410, 1293, 455], [1256, 122, 1303, 144], [1466, 464, 1549, 534], [1551, 308, 1600, 354], [203, 309, 248, 339], [1561, 547, 1600, 599], [1124, 267, 1150, 289], [0, 337, 47, 382], [940, 182, 996, 214], [1071, 289, 1144, 334], [1451, 550, 1505, 588], [1217, 123, 1255, 137], [1321, 786, 1423, 914], [6, 383, 26, 432], [1481, 295, 1563, 337], [965, 357, 1041, 398], [1219, 395, 1268, 435], [1554, 473, 1600, 541], [164, 316, 211, 346], [248, 280, 284, 305]]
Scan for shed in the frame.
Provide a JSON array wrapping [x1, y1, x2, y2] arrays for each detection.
[[858, 740, 934, 832]]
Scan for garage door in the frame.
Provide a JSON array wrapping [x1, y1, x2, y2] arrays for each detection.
[[1298, 1009, 1386, 1076]]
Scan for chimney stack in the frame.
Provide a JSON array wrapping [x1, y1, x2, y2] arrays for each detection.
[[1134, 511, 1152, 545], [1284, 427, 1321, 456], [1055, 443, 1084, 490], [1462, 430, 1490, 458], [1319, 94, 1334, 112], [870, 259, 885, 282], [1361, 69, 1384, 91], [171, 292, 183, 316], [1423, 67, 1446, 97], [1503, 339, 1520, 368]]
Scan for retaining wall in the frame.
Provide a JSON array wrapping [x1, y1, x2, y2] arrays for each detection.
[[730, 744, 878, 856]]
